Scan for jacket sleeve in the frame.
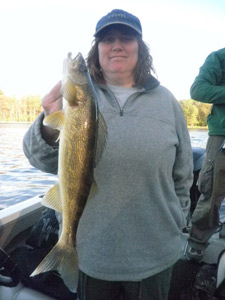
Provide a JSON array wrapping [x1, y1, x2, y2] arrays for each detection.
[[173, 102, 193, 220], [190, 50, 225, 104], [23, 112, 59, 175]]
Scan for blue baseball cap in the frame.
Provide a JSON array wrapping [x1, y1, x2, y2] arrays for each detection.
[[94, 9, 142, 37]]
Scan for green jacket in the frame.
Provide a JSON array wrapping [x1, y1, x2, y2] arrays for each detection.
[[190, 47, 225, 135]]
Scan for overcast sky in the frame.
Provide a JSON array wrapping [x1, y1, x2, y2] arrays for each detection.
[[0, 0, 225, 100]]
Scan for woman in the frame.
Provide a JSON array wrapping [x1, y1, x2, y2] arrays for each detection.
[[23, 9, 193, 300]]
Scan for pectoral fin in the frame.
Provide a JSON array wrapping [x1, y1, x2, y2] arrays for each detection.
[[41, 183, 62, 212], [43, 110, 65, 131], [88, 178, 98, 198]]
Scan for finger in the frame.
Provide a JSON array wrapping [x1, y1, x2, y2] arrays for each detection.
[[48, 80, 62, 101]]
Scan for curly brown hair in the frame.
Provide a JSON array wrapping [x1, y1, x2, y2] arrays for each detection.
[[86, 26, 155, 88]]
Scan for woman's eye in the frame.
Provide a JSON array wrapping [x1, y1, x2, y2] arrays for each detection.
[[102, 36, 115, 43], [121, 36, 134, 43], [101, 35, 135, 44]]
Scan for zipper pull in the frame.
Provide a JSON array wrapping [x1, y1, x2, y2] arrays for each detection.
[[120, 108, 123, 116]]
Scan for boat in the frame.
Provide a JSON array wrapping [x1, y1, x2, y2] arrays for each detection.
[[0, 195, 58, 299], [1, 148, 225, 300]]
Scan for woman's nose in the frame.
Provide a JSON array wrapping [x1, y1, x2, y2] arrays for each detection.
[[112, 38, 123, 50]]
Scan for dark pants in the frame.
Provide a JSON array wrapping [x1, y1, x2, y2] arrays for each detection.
[[77, 267, 173, 300], [190, 136, 225, 245]]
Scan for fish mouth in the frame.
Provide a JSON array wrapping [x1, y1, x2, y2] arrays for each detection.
[[68, 52, 86, 69], [62, 52, 88, 89]]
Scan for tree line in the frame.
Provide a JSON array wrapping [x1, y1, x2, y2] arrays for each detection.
[[179, 99, 211, 127], [0, 89, 211, 126], [0, 90, 42, 122]]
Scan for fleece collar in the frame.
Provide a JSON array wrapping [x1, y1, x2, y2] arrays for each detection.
[[93, 75, 160, 92], [143, 75, 160, 91]]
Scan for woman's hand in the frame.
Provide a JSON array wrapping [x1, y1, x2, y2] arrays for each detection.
[[42, 80, 62, 116], [41, 81, 62, 145]]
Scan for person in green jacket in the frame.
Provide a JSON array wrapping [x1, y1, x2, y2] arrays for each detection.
[[185, 48, 225, 261]]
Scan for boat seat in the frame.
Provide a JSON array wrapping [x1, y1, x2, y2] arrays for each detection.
[[0, 282, 56, 300]]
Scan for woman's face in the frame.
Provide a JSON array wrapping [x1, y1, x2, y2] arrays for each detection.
[[98, 28, 139, 86]]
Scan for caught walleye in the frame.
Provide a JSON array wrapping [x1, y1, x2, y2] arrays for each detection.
[[31, 52, 107, 291]]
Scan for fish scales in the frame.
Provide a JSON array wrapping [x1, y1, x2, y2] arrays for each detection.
[[59, 91, 96, 237], [30, 52, 106, 292]]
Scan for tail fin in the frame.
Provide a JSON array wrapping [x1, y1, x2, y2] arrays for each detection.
[[31, 242, 78, 292]]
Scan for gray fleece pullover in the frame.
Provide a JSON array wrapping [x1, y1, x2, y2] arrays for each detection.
[[23, 76, 193, 281]]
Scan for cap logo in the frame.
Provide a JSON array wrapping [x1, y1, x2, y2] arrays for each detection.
[[108, 13, 126, 19]]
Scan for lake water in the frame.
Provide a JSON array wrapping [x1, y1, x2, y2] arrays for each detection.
[[0, 124, 208, 208], [0, 124, 58, 208]]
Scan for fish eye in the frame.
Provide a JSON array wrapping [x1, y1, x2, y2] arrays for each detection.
[[79, 64, 87, 72]]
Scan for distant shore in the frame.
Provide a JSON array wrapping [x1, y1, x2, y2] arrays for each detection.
[[0, 122, 32, 128], [188, 126, 208, 130]]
